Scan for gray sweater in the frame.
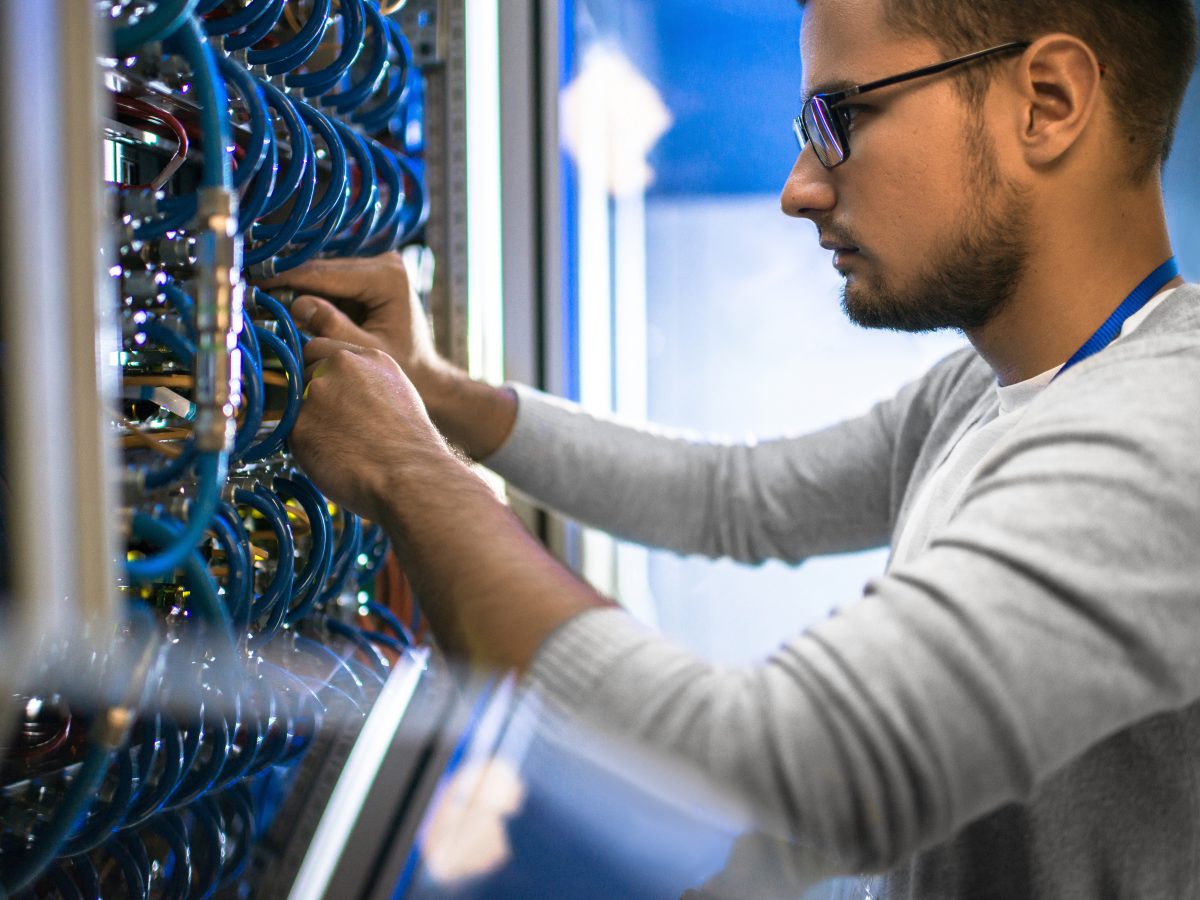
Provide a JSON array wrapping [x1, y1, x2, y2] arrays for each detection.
[[486, 284, 1200, 898]]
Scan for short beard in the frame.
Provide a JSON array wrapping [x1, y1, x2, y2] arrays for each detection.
[[842, 115, 1031, 334]]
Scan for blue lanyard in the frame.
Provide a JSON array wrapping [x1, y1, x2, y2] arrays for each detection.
[[1056, 256, 1180, 378]]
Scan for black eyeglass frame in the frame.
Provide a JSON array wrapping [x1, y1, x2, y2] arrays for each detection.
[[794, 40, 1033, 169]]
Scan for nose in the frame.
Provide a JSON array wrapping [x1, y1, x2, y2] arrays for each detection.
[[780, 145, 836, 220]]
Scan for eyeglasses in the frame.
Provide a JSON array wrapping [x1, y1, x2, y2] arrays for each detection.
[[793, 41, 1032, 169]]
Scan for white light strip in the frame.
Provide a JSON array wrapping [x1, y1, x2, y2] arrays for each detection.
[[288, 648, 431, 900], [465, 0, 504, 385]]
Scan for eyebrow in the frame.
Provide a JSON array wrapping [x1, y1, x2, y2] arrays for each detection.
[[800, 79, 858, 108]]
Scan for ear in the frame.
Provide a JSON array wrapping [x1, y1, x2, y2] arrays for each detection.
[[1011, 34, 1104, 168]]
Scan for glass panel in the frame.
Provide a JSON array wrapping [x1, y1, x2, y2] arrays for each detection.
[[558, 0, 964, 663]]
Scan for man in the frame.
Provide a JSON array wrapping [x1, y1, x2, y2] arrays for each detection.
[[263, 0, 1200, 894]]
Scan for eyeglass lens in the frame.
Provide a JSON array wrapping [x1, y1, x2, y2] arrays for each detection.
[[802, 98, 846, 168]]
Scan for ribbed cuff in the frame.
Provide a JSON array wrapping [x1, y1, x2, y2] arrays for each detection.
[[482, 383, 586, 484], [525, 607, 659, 714]]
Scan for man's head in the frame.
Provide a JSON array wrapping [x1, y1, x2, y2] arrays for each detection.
[[784, 0, 1198, 335]]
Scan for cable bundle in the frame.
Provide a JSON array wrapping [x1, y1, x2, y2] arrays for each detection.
[[0, 2, 430, 894]]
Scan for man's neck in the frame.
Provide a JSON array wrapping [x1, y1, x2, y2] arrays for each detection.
[[966, 190, 1179, 386]]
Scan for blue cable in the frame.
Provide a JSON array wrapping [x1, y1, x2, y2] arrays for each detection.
[[210, 501, 253, 633], [238, 128, 277, 234], [0, 742, 112, 894], [251, 289, 303, 365], [163, 17, 232, 190], [127, 453, 227, 584], [217, 54, 271, 191], [248, 0, 330, 70], [162, 282, 197, 339], [353, 16, 413, 132], [361, 138, 403, 243], [196, 0, 224, 14], [124, 720, 185, 827], [61, 746, 135, 857], [273, 475, 331, 625], [256, 79, 311, 218], [243, 114, 316, 266], [167, 710, 232, 809], [233, 486, 295, 635], [360, 627, 406, 655], [133, 317, 199, 490], [215, 786, 255, 888], [240, 326, 302, 461], [322, 0, 388, 114], [189, 797, 226, 898], [292, 103, 350, 231], [325, 616, 390, 676], [394, 153, 430, 243], [323, 122, 379, 256], [45, 862, 85, 900], [223, 0, 285, 51], [108, 832, 151, 900], [112, 0, 199, 56], [362, 600, 414, 648], [317, 508, 361, 606], [288, 0, 365, 96], [138, 317, 196, 368], [144, 811, 192, 899], [204, 0, 274, 35]]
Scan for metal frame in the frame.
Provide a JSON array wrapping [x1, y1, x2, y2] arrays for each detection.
[[0, 0, 119, 719]]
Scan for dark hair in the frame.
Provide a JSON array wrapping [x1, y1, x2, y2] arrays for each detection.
[[800, 0, 1199, 181]]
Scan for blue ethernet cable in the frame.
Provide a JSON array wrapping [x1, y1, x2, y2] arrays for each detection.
[[272, 475, 332, 625], [161, 282, 196, 339], [288, 0, 365, 96], [203, 0, 274, 36], [127, 453, 227, 584], [210, 501, 253, 633], [317, 508, 362, 607], [218, 54, 271, 190], [238, 130, 277, 236], [134, 318, 199, 489], [163, 18, 232, 191], [196, 0, 224, 14], [353, 16, 414, 132], [167, 711, 232, 809], [257, 80, 311, 220], [248, 0, 330, 72], [324, 122, 380, 256], [61, 747, 135, 857], [143, 811, 192, 898], [251, 290, 303, 365], [362, 600, 414, 648], [215, 787, 256, 888], [223, 0, 285, 51], [325, 616, 390, 676], [360, 628, 406, 655], [292, 103, 350, 231], [240, 327, 301, 461], [112, 0, 200, 57], [394, 153, 430, 244], [105, 833, 151, 900], [129, 513, 235, 652], [323, 0, 389, 114], [244, 102, 317, 268], [124, 721, 185, 827], [234, 486, 295, 637], [188, 797, 226, 897]]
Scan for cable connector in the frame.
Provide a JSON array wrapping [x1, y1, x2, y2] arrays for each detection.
[[194, 187, 243, 453]]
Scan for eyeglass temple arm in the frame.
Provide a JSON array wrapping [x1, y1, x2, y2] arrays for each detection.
[[823, 40, 1032, 106]]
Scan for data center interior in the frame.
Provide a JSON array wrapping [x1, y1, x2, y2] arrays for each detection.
[[1, 1, 1199, 898]]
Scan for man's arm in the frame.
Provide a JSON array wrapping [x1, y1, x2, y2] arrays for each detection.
[[292, 329, 1200, 870], [264, 254, 968, 564]]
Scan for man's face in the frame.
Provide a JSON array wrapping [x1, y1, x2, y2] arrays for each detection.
[[783, 0, 1030, 333]]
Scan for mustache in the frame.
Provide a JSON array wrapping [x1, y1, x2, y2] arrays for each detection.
[[815, 222, 863, 250]]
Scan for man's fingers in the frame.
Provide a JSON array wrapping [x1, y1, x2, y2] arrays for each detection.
[[291, 294, 365, 341], [302, 336, 365, 367], [256, 253, 409, 312]]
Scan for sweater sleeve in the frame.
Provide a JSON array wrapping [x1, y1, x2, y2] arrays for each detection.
[[524, 340, 1200, 870], [484, 351, 983, 564]]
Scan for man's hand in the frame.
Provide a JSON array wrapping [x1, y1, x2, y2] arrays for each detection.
[[291, 335, 609, 671], [291, 336, 451, 523], [259, 253, 517, 460]]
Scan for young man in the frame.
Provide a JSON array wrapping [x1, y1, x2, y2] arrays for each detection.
[[264, 0, 1200, 894]]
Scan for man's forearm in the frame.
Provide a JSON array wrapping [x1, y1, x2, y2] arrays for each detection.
[[423, 368, 518, 462], [372, 444, 610, 670]]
